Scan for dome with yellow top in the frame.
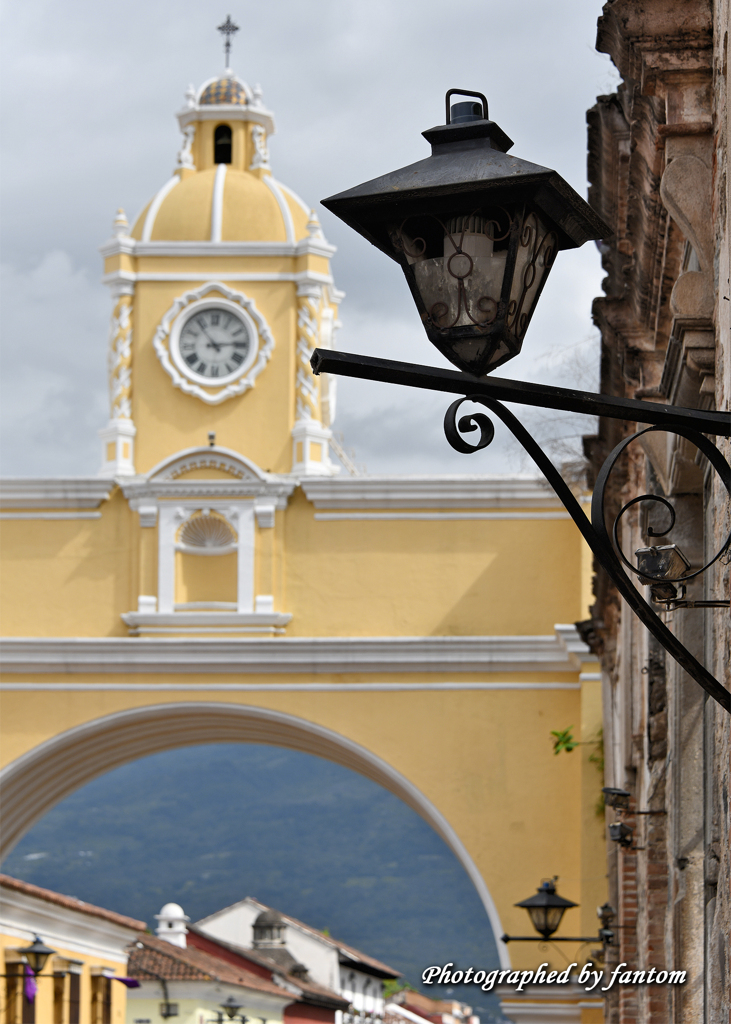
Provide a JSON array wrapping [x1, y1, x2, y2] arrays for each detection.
[[129, 71, 316, 246]]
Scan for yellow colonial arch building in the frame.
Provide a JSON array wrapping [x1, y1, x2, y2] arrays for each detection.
[[0, 63, 605, 1020]]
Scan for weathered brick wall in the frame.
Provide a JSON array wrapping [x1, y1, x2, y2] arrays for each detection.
[[586, 1, 730, 1021]]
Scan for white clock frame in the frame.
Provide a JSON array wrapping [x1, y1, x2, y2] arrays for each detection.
[[153, 282, 275, 404]]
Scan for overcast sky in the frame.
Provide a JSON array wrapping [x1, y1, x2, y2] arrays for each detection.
[[0, 0, 618, 478]]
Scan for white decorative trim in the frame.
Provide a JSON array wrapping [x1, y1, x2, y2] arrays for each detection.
[[278, 182, 311, 218], [302, 476, 559, 510], [292, 419, 338, 477], [98, 417, 136, 477], [178, 106, 275, 133], [0, 511, 102, 520], [134, 504, 158, 528], [103, 270, 335, 287], [0, 479, 114, 510], [254, 502, 276, 528], [314, 511, 570, 521], [236, 504, 255, 612], [123, 448, 295, 513], [168, 295, 259, 388], [99, 239, 336, 259], [263, 176, 295, 244], [98, 235, 136, 258], [0, 627, 589, 675], [120, 611, 292, 636], [176, 124, 196, 170], [148, 446, 268, 482], [142, 175, 179, 242], [211, 164, 227, 241], [554, 623, 597, 664], [103, 272, 335, 288], [152, 282, 274, 404], [0, 681, 581, 692], [250, 125, 270, 171]]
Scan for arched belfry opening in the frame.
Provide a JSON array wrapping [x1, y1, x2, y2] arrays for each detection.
[[214, 123, 232, 163]]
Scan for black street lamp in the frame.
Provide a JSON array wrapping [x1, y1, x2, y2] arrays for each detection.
[[20, 936, 57, 975], [322, 90, 605, 378], [516, 879, 578, 940], [313, 89, 731, 713], [208, 995, 249, 1023], [501, 878, 613, 950]]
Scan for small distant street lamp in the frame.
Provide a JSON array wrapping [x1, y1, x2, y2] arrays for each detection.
[[501, 878, 613, 950], [602, 788, 631, 812], [20, 936, 56, 975], [0, 936, 58, 996], [608, 822, 634, 848], [208, 995, 249, 1023], [312, 89, 731, 713], [515, 879, 578, 939]]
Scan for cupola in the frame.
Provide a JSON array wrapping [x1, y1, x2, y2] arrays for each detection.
[[252, 908, 286, 948], [155, 902, 190, 948]]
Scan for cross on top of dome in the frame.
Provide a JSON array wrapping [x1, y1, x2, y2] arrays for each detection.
[[217, 14, 239, 70]]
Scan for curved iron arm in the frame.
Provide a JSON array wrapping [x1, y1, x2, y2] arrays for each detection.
[[310, 348, 731, 713], [444, 395, 730, 712]]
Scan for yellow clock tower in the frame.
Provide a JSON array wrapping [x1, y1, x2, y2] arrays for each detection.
[[99, 67, 341, 480]]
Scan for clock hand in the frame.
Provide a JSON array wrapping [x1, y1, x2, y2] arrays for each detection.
[[195, 321, 223, 352]]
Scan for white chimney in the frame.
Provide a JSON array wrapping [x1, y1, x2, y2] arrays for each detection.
[[155, 903, 190, 948]]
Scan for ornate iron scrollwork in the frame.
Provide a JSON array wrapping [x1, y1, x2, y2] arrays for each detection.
[[444, 396, 731, 713]]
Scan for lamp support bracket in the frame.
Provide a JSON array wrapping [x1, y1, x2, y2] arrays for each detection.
[[311, 348, 731, 713]]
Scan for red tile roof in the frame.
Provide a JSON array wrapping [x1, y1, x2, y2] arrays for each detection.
[[127, 934, 288, 994], [0, 874, 146, 932]]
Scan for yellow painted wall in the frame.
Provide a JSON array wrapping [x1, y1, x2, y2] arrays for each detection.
[[0, 492, 133, 637]]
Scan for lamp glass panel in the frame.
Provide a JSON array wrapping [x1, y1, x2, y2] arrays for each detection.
[[388, 204, 557, 375], [393, 209, 511, 333], [507, 210, 556, 340], [527, 904, 564, 937]]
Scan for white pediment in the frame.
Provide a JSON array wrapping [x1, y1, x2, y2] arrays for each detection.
[[148, 446, 266, 483]]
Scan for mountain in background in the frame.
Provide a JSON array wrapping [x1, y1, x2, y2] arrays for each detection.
[[1, 744, 503, 1018]]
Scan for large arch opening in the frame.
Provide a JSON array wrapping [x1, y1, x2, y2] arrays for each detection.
[[0, 702, 509, 967]]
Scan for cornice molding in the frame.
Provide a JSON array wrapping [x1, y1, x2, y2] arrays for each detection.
[[301, 475, 561, 510], [0, 626, 591, 675], [99, 238, 337, 260], [0, 887, 142, 962], [0, 478, 115, 510]]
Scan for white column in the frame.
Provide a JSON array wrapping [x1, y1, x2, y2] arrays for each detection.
[[158, 505, 178, 614], [236, 504, 255, 613]]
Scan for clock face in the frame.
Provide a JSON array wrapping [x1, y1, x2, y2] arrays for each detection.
[[175, 306, 251, 381]]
